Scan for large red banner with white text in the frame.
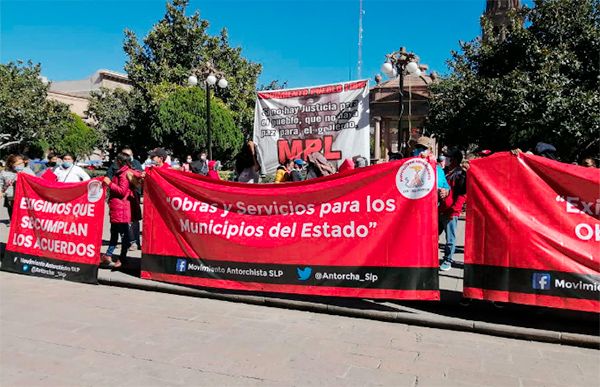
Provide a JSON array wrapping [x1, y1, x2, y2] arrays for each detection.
[[141, 158, 439, 300], [464, 152, 600, 312], [1, 174, 105, 284]]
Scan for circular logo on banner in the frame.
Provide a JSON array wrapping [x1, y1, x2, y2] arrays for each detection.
[[396, 159, 435, 200], [87, 180, 103, 203]]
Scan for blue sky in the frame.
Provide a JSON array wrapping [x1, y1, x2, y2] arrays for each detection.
[[0, 0, 533, 88]]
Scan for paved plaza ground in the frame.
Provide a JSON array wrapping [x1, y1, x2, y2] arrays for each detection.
[[1, 272, 599, 386], [0, 206, 598, 386]]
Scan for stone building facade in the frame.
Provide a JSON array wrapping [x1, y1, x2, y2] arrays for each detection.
[[47, 69, 131, 122]]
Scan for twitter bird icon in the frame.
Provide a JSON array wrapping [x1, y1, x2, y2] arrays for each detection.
[[296, 267, 312, 281]]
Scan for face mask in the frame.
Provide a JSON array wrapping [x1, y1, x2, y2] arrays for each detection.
[[187, 158, 193, 163], [47, 162, 56, 167], [151, 160, 159, 166], [200, 155, 207, 161], [14, 165, 25, 172], [62, 162, 73, 169]]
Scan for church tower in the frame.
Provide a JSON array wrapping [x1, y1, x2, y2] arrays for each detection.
[[483, 0, 521, 40]]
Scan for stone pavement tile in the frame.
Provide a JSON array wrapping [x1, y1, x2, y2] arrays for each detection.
[[413, 351, 484, 373], [539, 346, 599, 362], [519, 377, 576, 387], [340, 365, 417, 386], [0, 373, 81, 387], [70, 344, 273, 386], [417, 375, 482, 387], [479, 357, 588, 385], [378, 357, 447, 379], [446, 368, 521, 386], [576, 358, 600, 380], [348, 343, 419, 364], [336, 326, 413, 348], [0, 344, 85, 385]]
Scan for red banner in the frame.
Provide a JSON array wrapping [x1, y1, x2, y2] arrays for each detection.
[[464, 152, 600, 312], [1, 174, 106, 284], [141, 158, 439, 300]]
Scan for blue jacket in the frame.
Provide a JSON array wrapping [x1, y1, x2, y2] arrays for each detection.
[[437, 164, 450, 190]]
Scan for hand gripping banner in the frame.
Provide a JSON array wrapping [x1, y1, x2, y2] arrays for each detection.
[[464, 152, 600, 312], [141, 158, 439, 300], [1, 174, 106, 284]]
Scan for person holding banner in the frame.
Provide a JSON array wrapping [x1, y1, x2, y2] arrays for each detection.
[[54, 154, 91, 183], [40, 153, 59, 182], [148, 148, 171, 169], [439, 148, 467, 272], [207, 160, 221, 180], [100, 152, 135, 268], [0, 154, 35, 219], [412, 137, 449, 199]]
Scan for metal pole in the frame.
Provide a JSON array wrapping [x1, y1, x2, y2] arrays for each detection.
[[398, 66, 404, 154], [357, 0, 363, 79], [206, 81, 212, 160]]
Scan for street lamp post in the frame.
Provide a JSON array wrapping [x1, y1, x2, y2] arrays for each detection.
[[188, 62, 228, 160], [380, 47, 422, 155]]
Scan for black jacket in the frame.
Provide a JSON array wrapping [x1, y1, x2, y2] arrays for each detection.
[[190, 159, 208, 175]]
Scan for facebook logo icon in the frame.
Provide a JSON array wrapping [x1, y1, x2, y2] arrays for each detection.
[[532, 273, 551, 290], [175, 259, 187, 273]]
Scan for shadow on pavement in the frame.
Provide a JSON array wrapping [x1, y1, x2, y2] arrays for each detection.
[[384, 290, 600, 337], [107, 260, 599, 336]]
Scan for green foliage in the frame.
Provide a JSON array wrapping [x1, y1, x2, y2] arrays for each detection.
[[45, 114, 101, 158], [87, 87, 151, 155], [0, 61, 71, 151], [428, 0, 600, 161], [123, 0, 261, 134], [258, 80, 288, 91], [156, 86, 242, 160]]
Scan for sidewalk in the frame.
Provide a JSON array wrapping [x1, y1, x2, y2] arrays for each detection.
[[97, 262, 599, 349], [2, 209, 599, 349]]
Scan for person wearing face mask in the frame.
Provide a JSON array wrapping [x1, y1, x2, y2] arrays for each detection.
[[41, 153, 59, 182], [100, 152, 136, 269], [439, 148, 467, 272], [106, 148, 144, 251], [206, 160, 221, 180], [0, 154, 35, 220], [181, 155, 193, 172], [147, 148, 170, 169], [190, 151, 209, 175], [107, 148, 143, 180], [412, 136, 450, 198], [54, 153, 90, 183]]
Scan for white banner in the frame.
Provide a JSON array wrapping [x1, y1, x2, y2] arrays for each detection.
[[253, 80, 370, 175]]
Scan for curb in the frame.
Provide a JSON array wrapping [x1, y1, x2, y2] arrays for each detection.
[[98, 274, 600, 350]]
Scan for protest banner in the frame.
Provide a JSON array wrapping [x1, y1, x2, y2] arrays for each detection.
[[253, 80, 370, 175], [464, 152, 600, 312], [141, 158, 439, 300], [1, 174, 105, 284]]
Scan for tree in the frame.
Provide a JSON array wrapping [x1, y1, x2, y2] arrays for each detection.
[[123, 0, 261, 133], [427, 0, 600, 161], [156, 86, 242, 160], [43, 114, 100, 158], [0, 61, 71, 151], [87, 87, 151, 155]]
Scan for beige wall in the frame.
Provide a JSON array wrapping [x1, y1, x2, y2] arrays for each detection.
[[47, 70, 132, 122], [100, 78, 132, 91], [47, 91, 93, 122]]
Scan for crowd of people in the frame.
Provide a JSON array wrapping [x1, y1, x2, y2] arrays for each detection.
[[0, 138, 597, 270]]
